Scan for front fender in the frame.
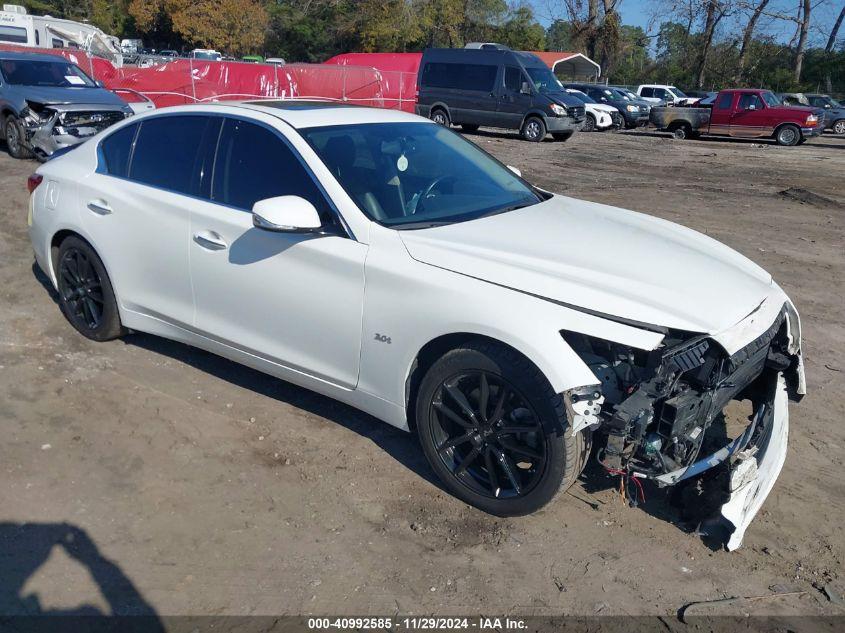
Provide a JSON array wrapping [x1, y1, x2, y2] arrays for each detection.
[[356, 228, 665, 429]]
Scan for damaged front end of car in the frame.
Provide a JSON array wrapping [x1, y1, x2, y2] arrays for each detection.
[[20, 101, 130, 160], [562, 297, 805, 551]]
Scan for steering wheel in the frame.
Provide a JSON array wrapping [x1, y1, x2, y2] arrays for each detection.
[[414, 175, 459, 214]]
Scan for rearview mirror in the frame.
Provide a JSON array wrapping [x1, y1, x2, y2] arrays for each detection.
[[520, 81, 531, 95], [252, 196, 322, 233]]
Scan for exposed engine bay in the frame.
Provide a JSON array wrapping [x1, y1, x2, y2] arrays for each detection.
[[563, 304, 803, 549], [21, 101, 128, 160]]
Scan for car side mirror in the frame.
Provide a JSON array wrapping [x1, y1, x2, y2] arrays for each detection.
[[252, 196, 322, 233], [507, 165, 521, 177], [520, 81, 531, 95]]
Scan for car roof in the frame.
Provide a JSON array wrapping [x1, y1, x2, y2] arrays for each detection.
[[144, 100, 430, 130], [0, 51, 73, 63]]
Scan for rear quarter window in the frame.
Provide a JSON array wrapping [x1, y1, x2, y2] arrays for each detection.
[[99, 123, 139, 178], [716, 93, 734, 110]]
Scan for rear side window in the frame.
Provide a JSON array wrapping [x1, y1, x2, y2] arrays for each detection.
[[211, 118, 332, 222], [99, 123, 138, 178], [0, 26, 28, 44], [130, 116, 210, 194], [716, 93, 734, 110], [640, 87, 654, 98], [422, 62, 497, 92]]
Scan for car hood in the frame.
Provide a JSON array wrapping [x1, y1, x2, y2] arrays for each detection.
[[22, 86, 127, 108], [399, 195, 774, 334]]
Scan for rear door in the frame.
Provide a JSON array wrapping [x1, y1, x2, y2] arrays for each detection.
[[730, 92, 768, 137], [77, 114, 215, 326], [708, 92, 734, 134], [495, 66, 532, 130]]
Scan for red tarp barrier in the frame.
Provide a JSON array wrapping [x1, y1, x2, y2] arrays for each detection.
[[0, 44, 416, 111]]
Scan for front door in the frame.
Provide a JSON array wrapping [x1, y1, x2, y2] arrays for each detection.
[[188, 117, 367, 388], [496, 66, 533, 130], [730, 92, 769, 137]]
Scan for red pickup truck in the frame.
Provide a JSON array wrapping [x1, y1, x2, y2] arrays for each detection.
[[650, 89, 823, 146]]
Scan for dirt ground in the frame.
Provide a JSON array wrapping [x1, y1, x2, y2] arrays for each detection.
[[1, 128, 844, 621]]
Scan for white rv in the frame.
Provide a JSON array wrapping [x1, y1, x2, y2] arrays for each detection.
[[0, 4, 122, 66]]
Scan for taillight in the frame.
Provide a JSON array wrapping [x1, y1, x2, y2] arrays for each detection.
[[27, 174, 43, 194]]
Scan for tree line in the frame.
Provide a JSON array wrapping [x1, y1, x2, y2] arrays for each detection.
[[14, 0, 845, 94]]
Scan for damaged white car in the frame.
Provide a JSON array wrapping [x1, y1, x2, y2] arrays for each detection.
[[27, 103, 805, 551], [1, 51, 132, 160]]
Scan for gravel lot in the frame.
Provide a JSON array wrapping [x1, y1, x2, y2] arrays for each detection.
[[1, 128, 843, 619]]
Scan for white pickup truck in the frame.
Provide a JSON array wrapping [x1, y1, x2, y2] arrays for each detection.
[[636, 84, 700, 106]]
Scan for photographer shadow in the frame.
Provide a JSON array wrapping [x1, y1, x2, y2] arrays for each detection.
[[0, 522, 163, 630]]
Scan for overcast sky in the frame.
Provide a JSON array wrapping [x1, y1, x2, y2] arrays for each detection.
[[530, 0, 843, 47]]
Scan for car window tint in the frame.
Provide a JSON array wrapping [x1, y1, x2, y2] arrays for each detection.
[[129, 116, 209, 194], [422, 62, 497, 92], [100, 123, 138, 178], [504, 67, 521, 92], [211, 118, 332, 223], [641, 87, 653, 97], [716, 93, 733, 110]]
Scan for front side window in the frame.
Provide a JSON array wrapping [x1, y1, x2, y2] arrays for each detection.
[[0, 59, 95, 87], [640, 87, 654, 98], [129, 116, 211, 194], [654, 88, 669, 99], [100, 123, 139, 178], [211, 118, 333, 223], [302, 122, 542, 229], [504, 66, 522, 92], [738, 93, 762, 110]]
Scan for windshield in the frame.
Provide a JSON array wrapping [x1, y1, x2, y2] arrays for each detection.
[[525, 66, 562, 94], [193, 52, 220, 60], [0, 59, 96, 87], [609, 88, 630, 100], [567, 89, 596, 104], [761, 91, 781, 107], [302, 122, 542, 229], [669, 86, 688, 98]]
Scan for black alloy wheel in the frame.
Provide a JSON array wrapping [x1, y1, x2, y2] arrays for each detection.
[[55, 236, 125, 341], [59, 247, 105, 331], [430, 371, 546, 500]]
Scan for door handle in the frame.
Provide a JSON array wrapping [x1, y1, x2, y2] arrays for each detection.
[[193, 230, 228, 251], [87, 199, 112, 215]]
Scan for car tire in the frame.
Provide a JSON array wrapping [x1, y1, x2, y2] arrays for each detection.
[[582, 113, 596, 132], [415, 341, 583, 517], [521, 116, 546, 142], [460, 124, 479, 133], [4, 115, 33, 159], [832, 120, 845, 135], [56, 236, 126, 341], [552, 132, 574, 142], [430, 108, 450, 127], [668, 122, 692, 140], [775, 124, 801, 146]]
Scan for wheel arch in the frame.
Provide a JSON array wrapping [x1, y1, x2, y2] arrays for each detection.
[[520, 110, 550, 130], [428, 102, 452, 120], [773, 121, 801, 140], [47, 228, 117, 297], [403, 330, 589, 433]]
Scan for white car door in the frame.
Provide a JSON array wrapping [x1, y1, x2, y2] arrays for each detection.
[[76, 115, 217, 326], [188, 116, 367, 389]]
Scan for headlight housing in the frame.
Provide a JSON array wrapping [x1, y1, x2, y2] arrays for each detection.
[[806, 114, 818, 125], [549, 103, 567, 116], [626, 104, 639, 112]]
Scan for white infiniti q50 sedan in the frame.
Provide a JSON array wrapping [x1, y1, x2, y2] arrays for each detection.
[[27, 101, 806, 550]]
